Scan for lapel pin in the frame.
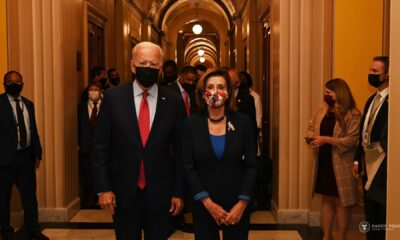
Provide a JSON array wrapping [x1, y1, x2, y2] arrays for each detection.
[[161, 97, 166, 101], [227, 121, 235, 131]]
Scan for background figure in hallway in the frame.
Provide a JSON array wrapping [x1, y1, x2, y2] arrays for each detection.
[[161, 60, 179, 86], [169, 65, 199, 117], [107, 68, 120, 88], [93, 42, 186, 240], [0, 71, 49, 240], [78, 82, 103, 209], [183, 69, 257, 240], [353, 56, 389, 240], [307, 78, 361, 240], [195, 64, 207, 78], [168, 65, 199, 234], [81, 67, 108, 101], [227, 69, 258, 143]]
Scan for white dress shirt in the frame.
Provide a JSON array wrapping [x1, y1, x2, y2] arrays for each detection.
[[362, 87, 389, 143], [133, 80, 158, 128], [7, 94, 31, 149], [176, 80, 191, 103], [250, 89, 262, 129]]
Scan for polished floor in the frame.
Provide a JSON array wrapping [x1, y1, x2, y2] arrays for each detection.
[[29, 210, 365, 240]]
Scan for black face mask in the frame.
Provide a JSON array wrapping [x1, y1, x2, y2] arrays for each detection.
[[135, 67, 159, 88], [4, 83, 23, 96], [110, 77, 120, 86], [182, 83, 196, 95], [99, 78, 108, 87], [368, 74, 384, 88]]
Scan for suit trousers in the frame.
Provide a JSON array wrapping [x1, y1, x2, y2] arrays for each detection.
[[365, 196, 386, 240], [112, 188, 170, 240], [192, 201, 251, 240], [0, 147, 39, 234]]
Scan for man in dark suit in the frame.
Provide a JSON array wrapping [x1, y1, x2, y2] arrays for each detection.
[[161, 60, 178, 86], [93, 42, 185, 240], [78, 82, 103, 208], [168, 65, 198, 117], [228, 69, 258, 141], [353, 56, 389, 240], [0, 71, 49, 240]]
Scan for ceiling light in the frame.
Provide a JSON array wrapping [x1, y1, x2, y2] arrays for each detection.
[[192, 24, 203, 35], [199, 57, 205, 63], [198, 49, 205, 56]]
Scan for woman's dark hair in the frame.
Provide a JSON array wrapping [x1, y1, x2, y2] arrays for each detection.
[[325, 78, 359, 128], [196, 68, 236, 112]]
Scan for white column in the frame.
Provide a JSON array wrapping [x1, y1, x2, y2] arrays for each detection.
[[387, 0, 400, 238], [270, 0, 328, 224]]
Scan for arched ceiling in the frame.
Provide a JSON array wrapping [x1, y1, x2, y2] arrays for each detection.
[[131, 0, 239, 68], [156, 0, 234, 31]]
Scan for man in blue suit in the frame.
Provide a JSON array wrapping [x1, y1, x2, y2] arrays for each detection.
[[93, 42, 186, 240]]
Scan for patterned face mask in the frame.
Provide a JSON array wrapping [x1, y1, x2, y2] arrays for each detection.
[[203, 90, 228, 108]]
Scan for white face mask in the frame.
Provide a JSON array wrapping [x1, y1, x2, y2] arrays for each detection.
[[88, 90, 101, 102]]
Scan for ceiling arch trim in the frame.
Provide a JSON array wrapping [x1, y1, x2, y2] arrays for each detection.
[[157, 0, 234, 32]]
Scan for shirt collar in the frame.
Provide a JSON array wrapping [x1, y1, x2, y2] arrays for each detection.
[[176, 80, 184, 94], [133, 80, 158, 98], [7, 94, 21, 101], [88, 98, 102, 105], [377, 87, 389, 99]]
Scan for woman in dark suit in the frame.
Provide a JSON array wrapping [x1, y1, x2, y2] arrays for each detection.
[[183, 69, 257, 240]]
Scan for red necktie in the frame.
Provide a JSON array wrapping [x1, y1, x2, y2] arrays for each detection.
[[138, 91, 150, 189], [183, 91, 190, 117]]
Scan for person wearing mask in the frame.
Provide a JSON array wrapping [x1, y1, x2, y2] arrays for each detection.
[[238, 71, 262, 132], [93, 42, 186, 240], [0, 71, 49, 240], [169, 66, 198, 117], [161, 60, 178, 86], [78, 82, 103, 209], [81, 67, 107, 102], [352, 56, 389, 240], [183, 69, 257, 240], [307, 78, 361, 240], [107, 68, 120, 87], [228, 69, 258, 142], [195, 64, 207, 78]]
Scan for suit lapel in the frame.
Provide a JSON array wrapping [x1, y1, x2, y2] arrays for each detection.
[[1, 94, 17, 130], [220, 113, 232, 163], [121, 84, 143, 148], [200, 115, 218, 161]]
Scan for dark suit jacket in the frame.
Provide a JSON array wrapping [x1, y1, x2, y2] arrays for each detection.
[[236, 90, 258, 140], [93, 83, 186, 211], [0, 93, 42, 167], [183, 112, 257, 209], [355, 93, 388, 205], [78, 100, 99, 154], [168, 81, 197, 117]]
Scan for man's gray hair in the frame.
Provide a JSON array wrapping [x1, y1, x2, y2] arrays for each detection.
[[131, 41, 164, 63]]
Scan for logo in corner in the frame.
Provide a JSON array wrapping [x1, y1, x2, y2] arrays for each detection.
[[359, 221, 371, 233]]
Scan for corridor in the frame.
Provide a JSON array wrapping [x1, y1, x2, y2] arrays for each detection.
[[1, 0, 400, 240]]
